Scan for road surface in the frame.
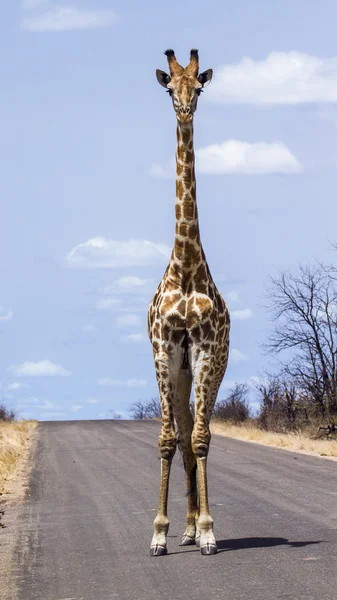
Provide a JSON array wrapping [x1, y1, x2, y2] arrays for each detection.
[[1, 420, 337, 600]]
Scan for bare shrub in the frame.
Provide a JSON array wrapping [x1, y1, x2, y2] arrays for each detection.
[[266, 264, 337, 422], [129, 397, 162, 420], [213, 383, 250, 423], [256, 376, 310, 432], [0, 403, 16, 422]]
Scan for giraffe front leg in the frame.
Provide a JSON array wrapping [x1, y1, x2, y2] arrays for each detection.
[[150, 453, 174, 556], [150, 350, 180, 557], [151, 420, 176, 556], [192, 392, 217, 555]]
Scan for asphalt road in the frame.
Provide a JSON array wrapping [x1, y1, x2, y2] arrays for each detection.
[[2, 420, 337, 600]]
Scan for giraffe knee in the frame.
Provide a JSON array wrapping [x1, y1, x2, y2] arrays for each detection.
[[192, 429, 211, 458], [158, 433, 177, 460]]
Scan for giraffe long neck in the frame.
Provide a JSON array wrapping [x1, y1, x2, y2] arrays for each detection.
[[172, 122, 203, 278]]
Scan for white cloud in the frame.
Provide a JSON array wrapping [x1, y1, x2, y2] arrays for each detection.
[[7, 382, 26, 392], [22, 6, 117, 32], [97, 378, 147, 388], [149, 159, 175, 179], [17, 396, 39, 407], [126, 378, 147, 388], [96, 297, 121, 310], [196, 141, 301, 175], [72, 404, 83, 412], [37, 399, 56, 410], [116, 314, 141, 328], [102, 276, 155, 295], [122, 333, 147, 343], [86, 398, 100, 405], [231, 308, 254, 321], [67, 238, 170, 269], [208, 52, 337, 105], [230, 349, 249, 362], [151, 140, 301, 176], [226, 291, 240, 304], [10, 359, 71, 377], [0, 307, 14, 322], [82, 324, 97, 333], [98, 378, 120, 387]]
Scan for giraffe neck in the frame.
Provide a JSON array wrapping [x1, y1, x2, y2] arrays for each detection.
[[173, 122, 203, 277]]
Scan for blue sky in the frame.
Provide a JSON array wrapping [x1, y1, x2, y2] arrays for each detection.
[[0, 0, 336, 420]]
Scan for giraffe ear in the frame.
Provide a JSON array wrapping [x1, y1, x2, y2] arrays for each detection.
[[156, 69, 171, 88], [198, 69, 213, 88]]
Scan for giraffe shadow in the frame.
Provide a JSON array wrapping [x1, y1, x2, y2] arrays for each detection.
[[165, 537, 324, 557], [216, 537, 324, 553]]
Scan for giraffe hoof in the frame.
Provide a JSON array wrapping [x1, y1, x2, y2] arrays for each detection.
[[180, 535, 196, 546], [150, 544, 167, 557], [200, 543, 217, 555]]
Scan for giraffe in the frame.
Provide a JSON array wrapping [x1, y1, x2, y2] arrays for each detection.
[[148, 49, 230, 556]]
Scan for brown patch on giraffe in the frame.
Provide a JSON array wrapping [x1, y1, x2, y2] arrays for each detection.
[[184, 240, 201, 265], [188, 223, 199, 240], [179, 223, 188, 237], [176, 299, 186, 316], [183, 200, 195, 220], [162, 324, 171, 340], [186, 295, 213, 329], [160, 294, 177, 312], [171, 329, 184, 345], [195, 263, 206, 284], [176, 179, 184, 200], [175, 202, 182, 220], [153, 321, 160, 339], [182, 129, 191, 145], [195, 296, 213, 316], [165, 277, 178, 292], [164, 313, 185, 330], [191, 325, 201, 343], [174, 238, 184, 261], [201, 320, 211, 339], [185, 150, 194, 164]]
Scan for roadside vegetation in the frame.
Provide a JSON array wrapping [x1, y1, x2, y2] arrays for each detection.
[[0, 403, 37, 494]]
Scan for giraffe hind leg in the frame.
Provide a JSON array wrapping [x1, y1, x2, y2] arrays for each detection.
[[173, 368, 198, 546]]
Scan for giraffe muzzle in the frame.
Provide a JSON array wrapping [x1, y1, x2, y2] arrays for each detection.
[[177, 105, 193, 123]]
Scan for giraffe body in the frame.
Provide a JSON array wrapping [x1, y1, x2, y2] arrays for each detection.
[[148, 50, 230, 556]]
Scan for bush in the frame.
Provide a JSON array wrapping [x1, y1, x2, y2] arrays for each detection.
[[129, 397, 162, 420], [213, 383, 250, 423], [256, 376, 309, 433], [0, 403, 16, 422]]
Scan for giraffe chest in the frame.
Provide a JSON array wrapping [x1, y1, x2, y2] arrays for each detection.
[[152, 289, 214, 331]]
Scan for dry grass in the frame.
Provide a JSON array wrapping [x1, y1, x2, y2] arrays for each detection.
[[0, 420, 38, 493], [210, 420, 337, 460]]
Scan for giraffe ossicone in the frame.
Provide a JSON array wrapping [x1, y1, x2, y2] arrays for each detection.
[[148, 49, 230, 556]]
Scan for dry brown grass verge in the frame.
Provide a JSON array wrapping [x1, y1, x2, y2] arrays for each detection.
[[0, 421, 38, 494], [210, 420, 337, 460]]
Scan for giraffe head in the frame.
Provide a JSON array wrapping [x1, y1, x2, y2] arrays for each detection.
[[156, 49, 213, 124]]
